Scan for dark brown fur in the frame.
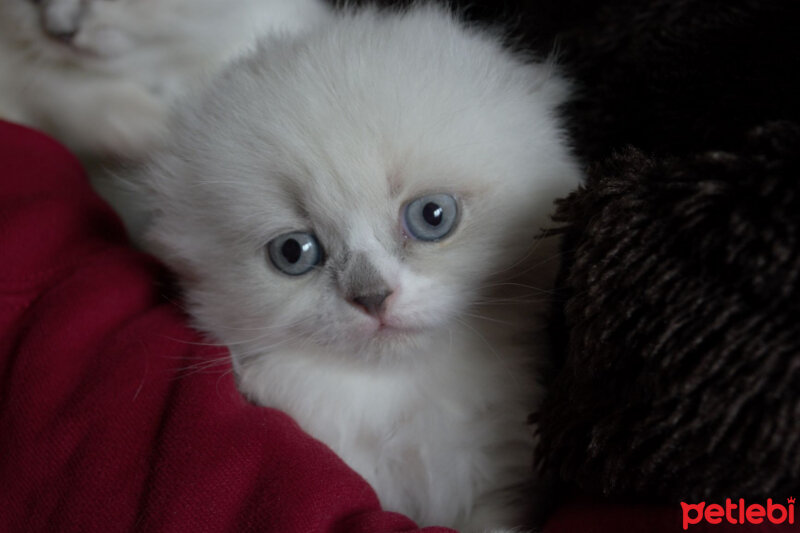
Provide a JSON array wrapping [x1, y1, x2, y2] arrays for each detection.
[[541, 122, 800, 502]]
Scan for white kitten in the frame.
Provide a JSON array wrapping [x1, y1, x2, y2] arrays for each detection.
[[116, 4, 581, 532], [0, 0, 329, 160]]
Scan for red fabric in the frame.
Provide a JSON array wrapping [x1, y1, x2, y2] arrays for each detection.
[[0, 120, 454, 533]]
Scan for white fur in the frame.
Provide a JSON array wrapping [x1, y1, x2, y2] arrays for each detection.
[[116, 5, 581, 532], [0, 0, 330, 160]]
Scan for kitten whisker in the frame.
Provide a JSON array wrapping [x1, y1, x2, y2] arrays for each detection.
[[458, 311, 519, 326], [486, 233, 550, 279], [485, 247, 574, 282], [453, 316, 521, 390], [215, 367, 238, 400], [212, 315, 315, 333], [235, 328, 318, 358], [471, 297, 550, 306], [171, 355, 234, 380], [476, 282, 556, 295], [161, 335, 229, 348]]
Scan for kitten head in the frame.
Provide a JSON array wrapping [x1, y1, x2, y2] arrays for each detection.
[[136, 5, 581, 366]]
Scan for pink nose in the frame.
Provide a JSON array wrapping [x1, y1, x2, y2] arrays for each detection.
[[350, 292, 392, 317]]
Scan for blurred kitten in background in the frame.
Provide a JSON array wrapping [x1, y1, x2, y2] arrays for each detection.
[[0, 0, 330, 161]]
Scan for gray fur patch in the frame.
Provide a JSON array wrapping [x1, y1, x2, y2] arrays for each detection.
[[337, 251, 389, 300]]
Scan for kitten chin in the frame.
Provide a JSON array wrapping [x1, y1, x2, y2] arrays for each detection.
[[121, 4, 582, 532]]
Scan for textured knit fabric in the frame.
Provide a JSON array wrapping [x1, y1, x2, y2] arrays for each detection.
[[0, 119, 455, 533], [540, 124, 800, 503]]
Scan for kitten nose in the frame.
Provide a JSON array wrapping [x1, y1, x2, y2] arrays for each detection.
[[350, 292, 392, 317]]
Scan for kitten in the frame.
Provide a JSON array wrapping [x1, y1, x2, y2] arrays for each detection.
[[0, 0, 330, 161], [116, 4, 581, 532]]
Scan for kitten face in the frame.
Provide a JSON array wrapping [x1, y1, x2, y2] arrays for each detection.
[[139, 6, 581, 365]]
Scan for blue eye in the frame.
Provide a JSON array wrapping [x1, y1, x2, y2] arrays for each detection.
[[267, 232, 323, 276], [403, 194, 459, 241]]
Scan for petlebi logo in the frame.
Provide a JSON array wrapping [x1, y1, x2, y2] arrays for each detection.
[[681, 497, 796, 530]]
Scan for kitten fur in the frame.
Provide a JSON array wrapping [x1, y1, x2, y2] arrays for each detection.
[[0, 0, 330, 160], [117, 4, 581, 532]]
